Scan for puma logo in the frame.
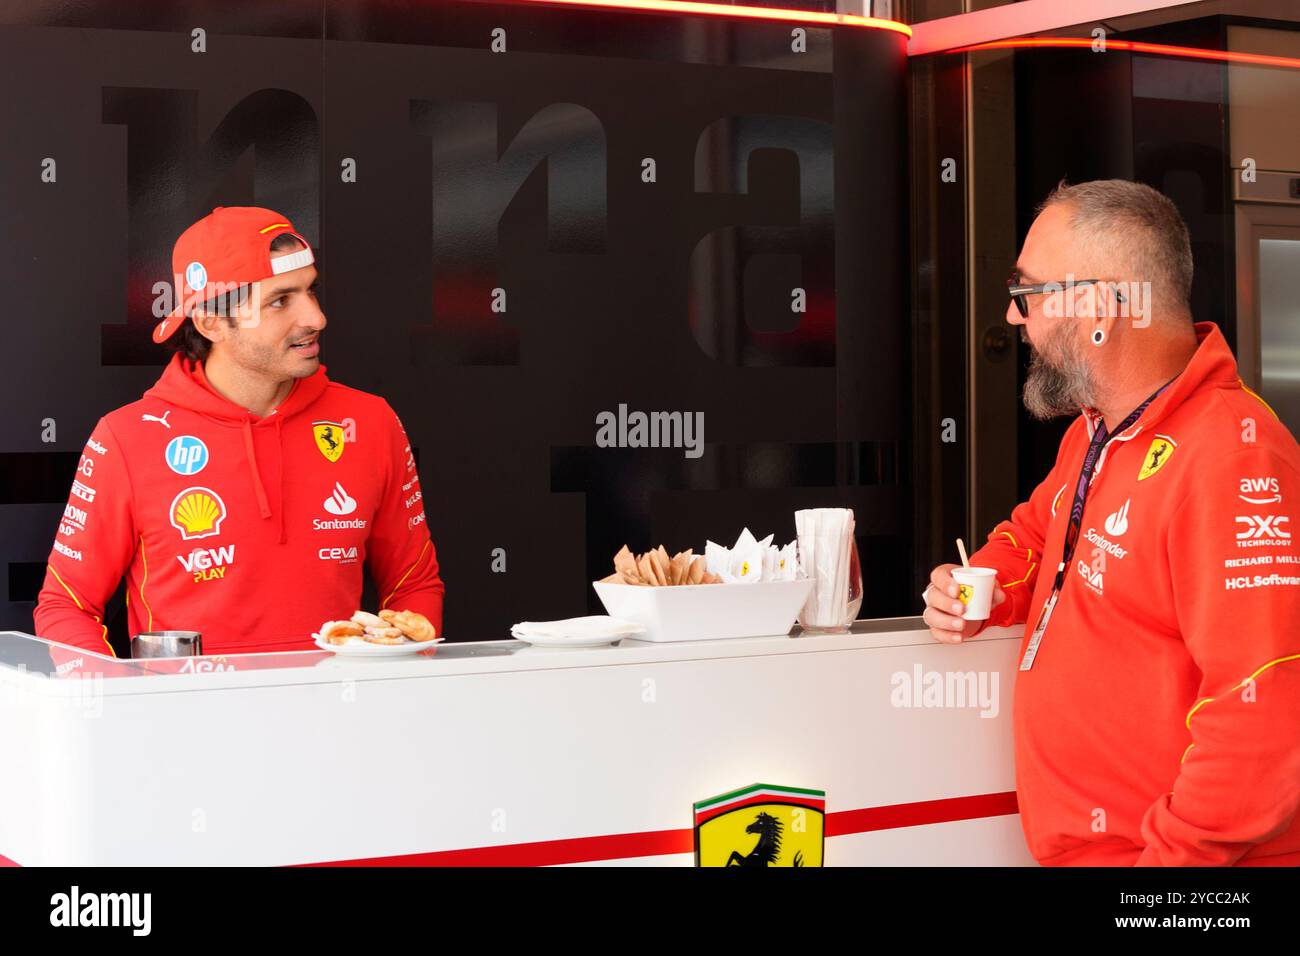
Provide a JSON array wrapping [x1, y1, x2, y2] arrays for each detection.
[[141, 411, 171, 428]]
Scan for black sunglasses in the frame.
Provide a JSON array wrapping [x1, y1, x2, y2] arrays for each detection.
[[1006, 272, 1125, 318]]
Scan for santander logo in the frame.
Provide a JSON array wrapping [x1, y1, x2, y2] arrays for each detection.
[[1104, 498, 1130, 537], [323, 481, 357, 516]]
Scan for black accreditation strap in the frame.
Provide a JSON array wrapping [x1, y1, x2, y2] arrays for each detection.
[[1052, 375, 1179, 593]]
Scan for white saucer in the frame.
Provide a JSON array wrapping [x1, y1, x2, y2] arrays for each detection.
[[312, 634, 445, 656]]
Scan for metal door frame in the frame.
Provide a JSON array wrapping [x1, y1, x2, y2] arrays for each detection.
[[1233, 201, 1300, 391]]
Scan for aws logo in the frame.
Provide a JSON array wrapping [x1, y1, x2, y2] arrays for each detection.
[[176, 545, 235, 582], [694, 784, 824, 867], [170, 487, 227, 540], [1239, 476, 1282, 505]]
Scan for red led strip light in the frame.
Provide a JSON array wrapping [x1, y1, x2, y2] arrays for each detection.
[[943, 36, 1300, 70], [511, 0, 911, 35]]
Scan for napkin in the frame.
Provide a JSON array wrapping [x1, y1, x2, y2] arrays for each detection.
[[794, 508, 856, 625], [704, 528, 802, 583], [511, 616, 646, 639]]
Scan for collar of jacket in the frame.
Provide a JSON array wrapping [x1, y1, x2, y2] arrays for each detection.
[[1082, 321, 1240, 442]]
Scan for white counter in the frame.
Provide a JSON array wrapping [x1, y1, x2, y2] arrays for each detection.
[[0, 619, 1034, 866]]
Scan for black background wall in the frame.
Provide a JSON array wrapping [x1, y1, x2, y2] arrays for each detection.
[[1012, 17, 1239, 500], [0, 0, 912, 647]]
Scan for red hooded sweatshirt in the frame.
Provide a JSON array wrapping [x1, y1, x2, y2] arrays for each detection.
[[35, 354, 444, 656], [971, 321, 1300, 866]]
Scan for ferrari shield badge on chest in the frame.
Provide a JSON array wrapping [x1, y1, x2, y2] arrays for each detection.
[[694, 783, 825, 867], [312, 421, 346, 462], [1137, 434, 1177, 481]]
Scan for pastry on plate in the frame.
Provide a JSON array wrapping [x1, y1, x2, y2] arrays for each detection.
[[378, 608, 437, 642], [362, 626, 406, 645], [320, 620, 365, 644]]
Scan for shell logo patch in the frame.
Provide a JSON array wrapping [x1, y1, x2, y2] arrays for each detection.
[[1137, 434, 1177, 481], [170, 487, 227, 540], [694, 783, 825, 867], [313, 421, 346, 462]]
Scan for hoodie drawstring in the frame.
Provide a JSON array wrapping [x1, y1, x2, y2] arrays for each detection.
[[275, 416, 285, 544], [240, 415, 288, 545], [241, 418, 273, 521]]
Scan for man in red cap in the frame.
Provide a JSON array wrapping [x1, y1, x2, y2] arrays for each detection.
[[35, 207, 445, 656]]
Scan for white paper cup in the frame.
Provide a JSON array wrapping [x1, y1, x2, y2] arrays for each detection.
[[950, 567, 997, 620]]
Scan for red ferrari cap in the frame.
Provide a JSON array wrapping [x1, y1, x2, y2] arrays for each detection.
[[153, 206, 315, 343]]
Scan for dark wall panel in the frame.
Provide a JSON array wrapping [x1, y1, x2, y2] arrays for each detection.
[[0, 1, 910, 642]]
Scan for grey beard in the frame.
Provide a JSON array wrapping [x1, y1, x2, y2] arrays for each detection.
[[1022, 335, 1098, 421]]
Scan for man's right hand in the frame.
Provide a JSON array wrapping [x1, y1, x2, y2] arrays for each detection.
[[922, 563, 1006, 645]]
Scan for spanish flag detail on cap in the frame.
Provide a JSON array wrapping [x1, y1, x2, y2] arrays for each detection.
[[153, 206, 315, 344]]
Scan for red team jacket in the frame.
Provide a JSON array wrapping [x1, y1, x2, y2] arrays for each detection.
[[35, 354, 444, 657], [971, 321, 1300, 866]]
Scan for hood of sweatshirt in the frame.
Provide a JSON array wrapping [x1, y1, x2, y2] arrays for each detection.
[[143, 353, 331, 544]]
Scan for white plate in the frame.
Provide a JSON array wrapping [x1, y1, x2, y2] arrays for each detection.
[[506, 629, 629, 650], [312, 633, 445, 656], [510, 616, 646, 647]]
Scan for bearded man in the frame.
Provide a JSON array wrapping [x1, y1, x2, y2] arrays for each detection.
[[922, 179, 1300, 867]]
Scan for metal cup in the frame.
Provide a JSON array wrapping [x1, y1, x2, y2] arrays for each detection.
[[131, 630, 202, 659]]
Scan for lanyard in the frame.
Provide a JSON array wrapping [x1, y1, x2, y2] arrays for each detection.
[[1052, 375, 1178, 593], [1020, 374, 1179, 672]]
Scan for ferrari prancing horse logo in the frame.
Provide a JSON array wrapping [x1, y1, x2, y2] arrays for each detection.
[[1137, 434, 1177, 481], [694, 783, 825, 867], [313, 421, 346, 463]]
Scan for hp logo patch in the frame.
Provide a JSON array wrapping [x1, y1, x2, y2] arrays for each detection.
[[166, 435, 209, 475], [185, 261, 208, 292]]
